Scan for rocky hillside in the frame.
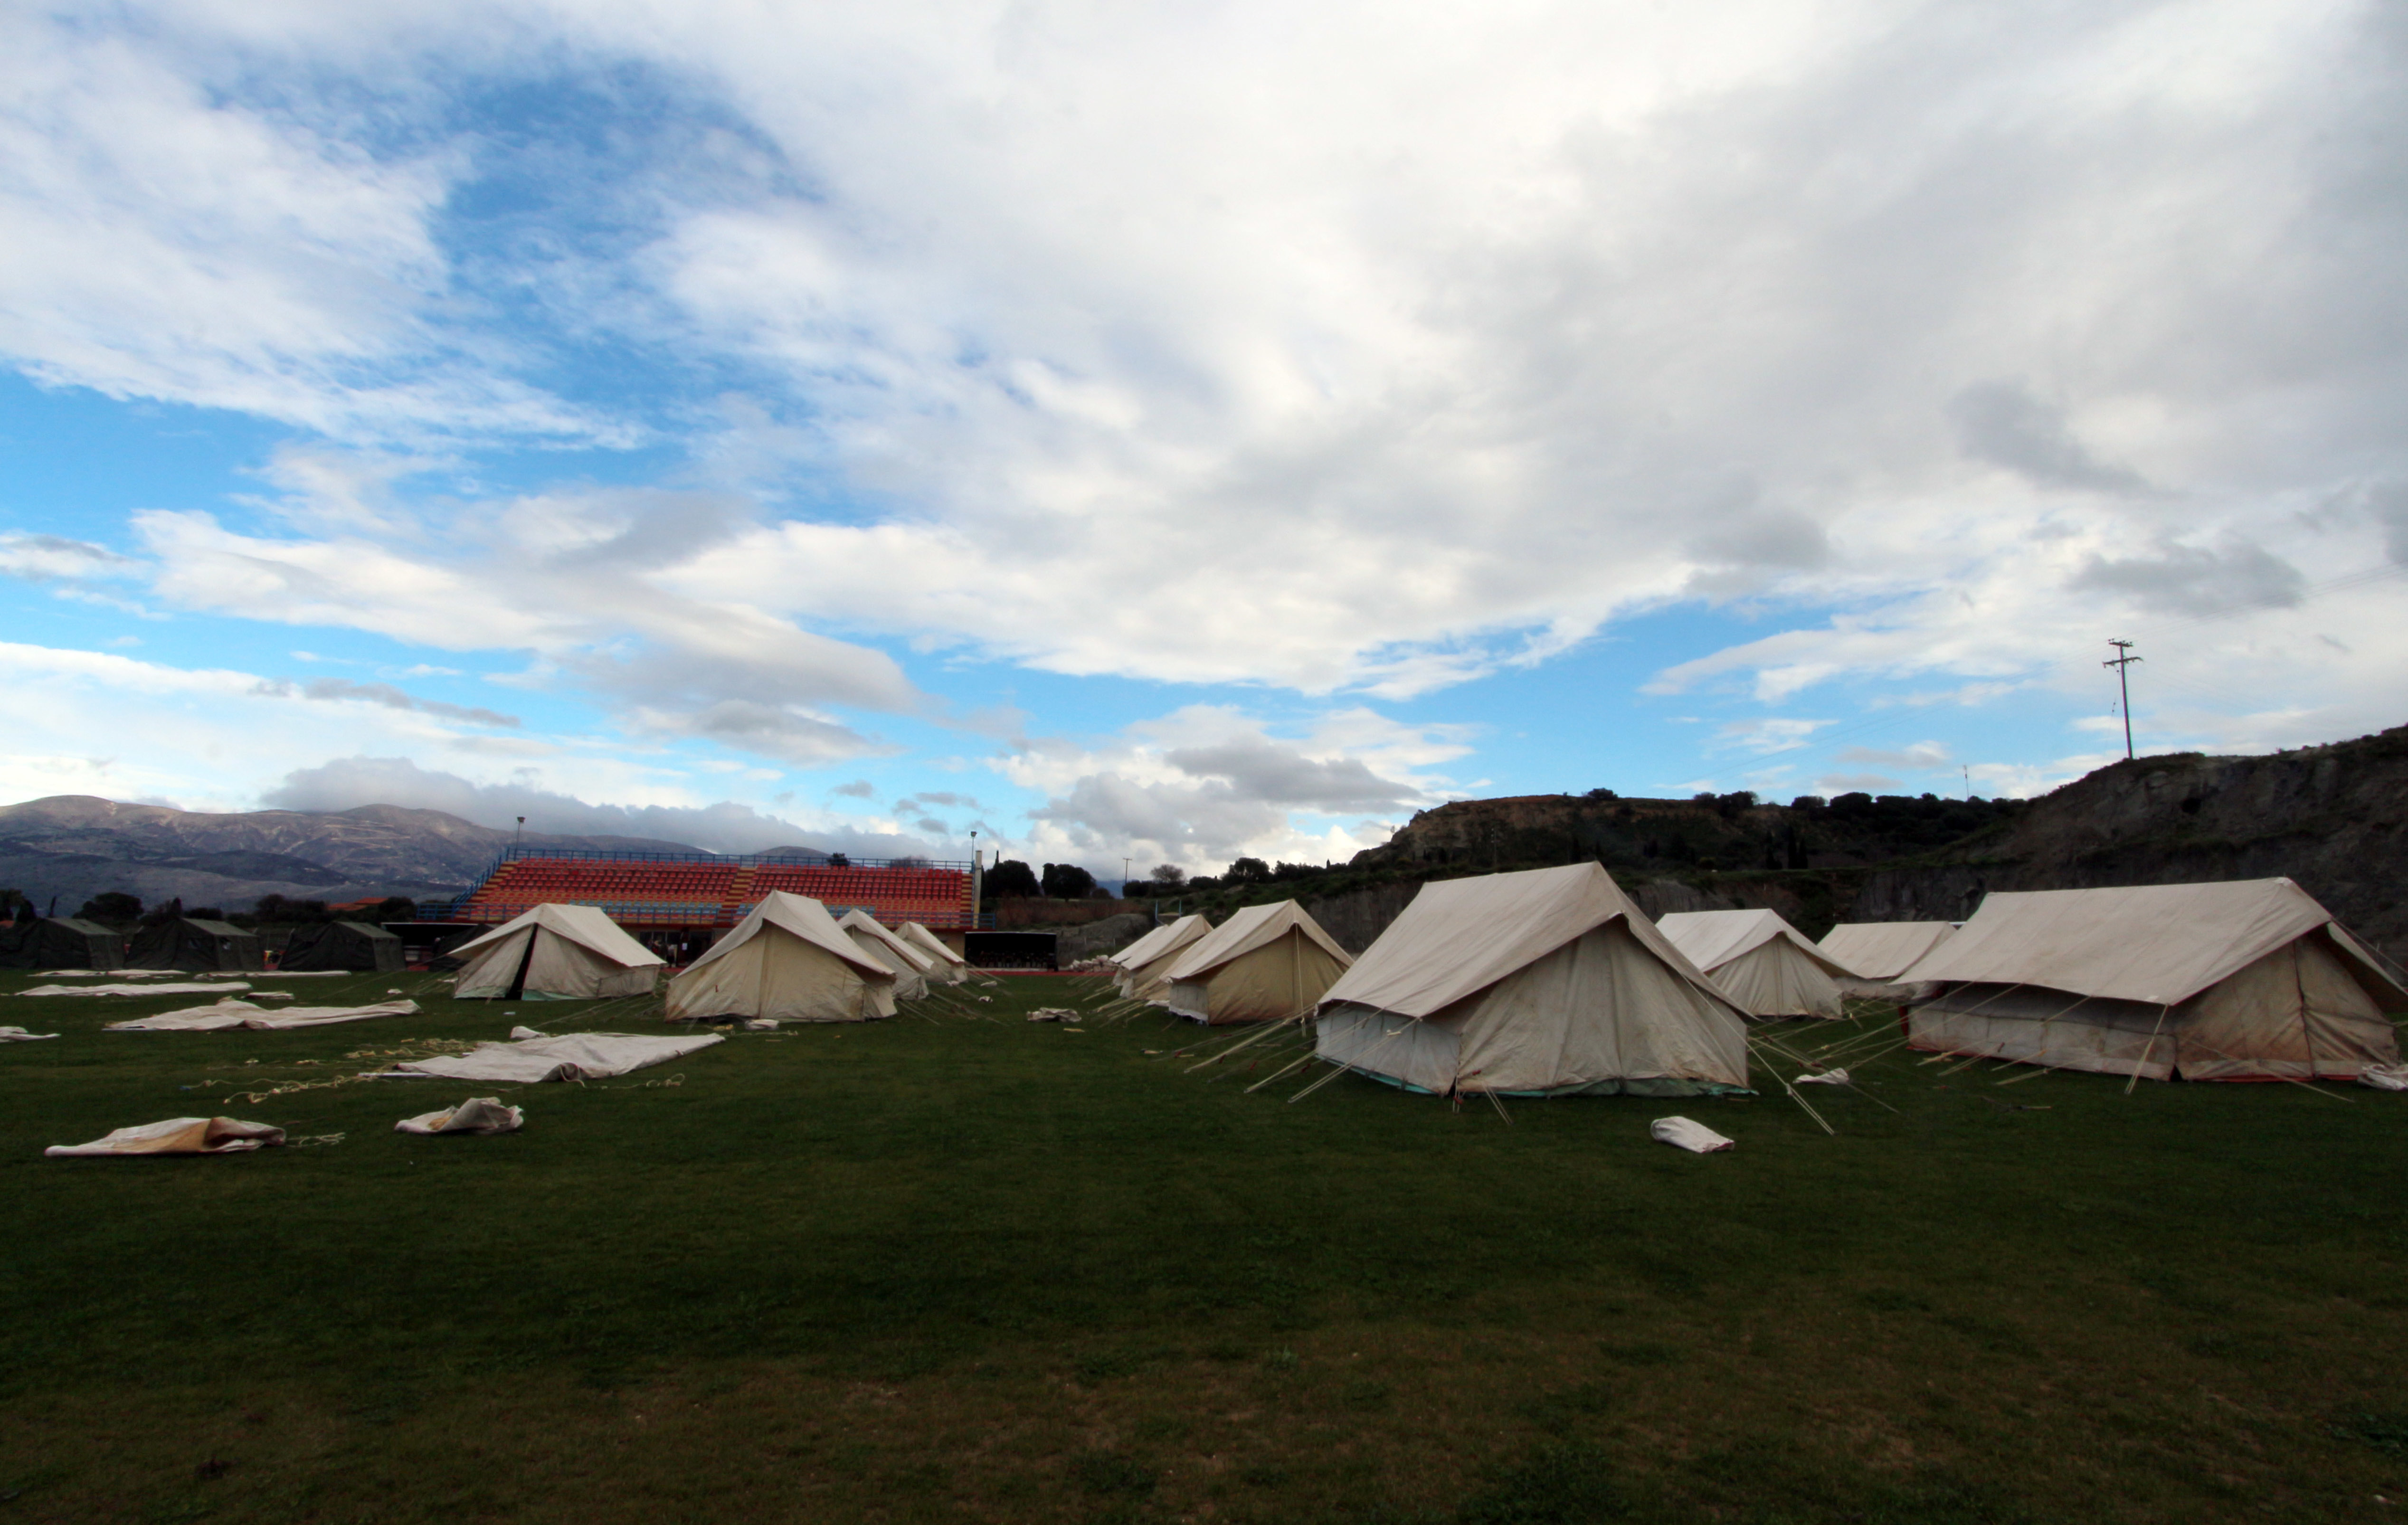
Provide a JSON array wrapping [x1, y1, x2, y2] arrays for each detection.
[[1852, 726, 2408, 957], [0, 796, 709, 916], [1242, 724, 2408, 962]]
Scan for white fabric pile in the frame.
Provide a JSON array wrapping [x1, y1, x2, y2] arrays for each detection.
[[1650, 1116, 1736, 1153], [2361, 1064, 2408, 1092], [379, 1031, 723, 1084], [1026, 1007, 1080, 1023], [46, 1117, 285, 1157], [24, 981, 251, 998], [1794, 1068, 1852, 1086], [395, 1097, 524, 1135], [0, 1026, 59, 1041], [104, 998, 418, 1032]]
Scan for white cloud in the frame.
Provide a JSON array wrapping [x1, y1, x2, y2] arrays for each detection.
[[987, 705, 1469, 877]]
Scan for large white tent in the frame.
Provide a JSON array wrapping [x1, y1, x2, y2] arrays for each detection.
[[1657, 908, 1854, 1019], [898, 921, 970, 984], [1901, 878, 2407, 1082], [1314, 863, 1749, 1097], [1162, 900, 1353, 1025], [666, 891, 898, 1023], [1819, 921, 1956, 997], [1117, 914, 1212, 1001], [1106, 919, 1183, 981], [837, 909, 933, 1001], [450, 904, 664, 1000]]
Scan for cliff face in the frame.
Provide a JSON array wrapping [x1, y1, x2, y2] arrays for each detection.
[[1853, 727, 2408, 957], [1331, 724, 2408, 961]]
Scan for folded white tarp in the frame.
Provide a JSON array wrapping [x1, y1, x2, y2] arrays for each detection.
[[1650, 1116, 1735, 1153], [396, 1097, 524, 1135], [105, 998, 418, 1032], [25, 981, 252, 997], [0, 1026, 59, 1041], [1794, 1068, 1852, 1086], [39, 969, 167, 978], [383, 1031, 723, 1084], [45, 1117, 285, 1157]]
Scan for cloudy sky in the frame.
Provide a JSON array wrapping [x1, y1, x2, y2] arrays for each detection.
[[3, 0, 2403, 878]]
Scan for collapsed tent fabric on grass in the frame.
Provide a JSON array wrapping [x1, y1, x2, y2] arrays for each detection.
[[45, 1117, 284, 1157], [1902, 878, 2408, 1082], [395, 1098, 523, 1135], [0, 917, 125, 970], [1819, 921, 1956, 997], [666, 892, 897, 1023], [837, 910, 932, 1002], [24, 981, 251, 997], [280, 920, 404, 973], [385, 1031, 723, 1084], [1314, 862, 1749, 1098], [1162, 900, 1353, 1024], [130, 918, 263, 973], [1117, 915, 1212, 1002], [449, 904, 663, 1000], [105, 998, 418, 1032], [1657, 909, 1854, 1019], [899, 921, 970, 984]]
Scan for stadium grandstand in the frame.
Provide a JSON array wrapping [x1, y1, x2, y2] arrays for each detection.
[[406, 848, 977, 965]]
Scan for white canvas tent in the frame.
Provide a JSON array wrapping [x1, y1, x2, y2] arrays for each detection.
[[1313, 863, 1749, 1097], [837, 909, 933, 1001], [666, 891, 898, 1023], [1106, 919, 1183, 981], [1657, 908, 1853, 1019], [898, 921, 970, 984], [1117, 914, 1212, 1001], [449, 904, 664, 1000], [1901, 878, 2407, 1082], [1819, 921, 1956, 998], [1162, 900, 1353, 1024]]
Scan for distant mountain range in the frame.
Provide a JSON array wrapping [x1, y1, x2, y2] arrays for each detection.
[[0, 796, 796, 917]]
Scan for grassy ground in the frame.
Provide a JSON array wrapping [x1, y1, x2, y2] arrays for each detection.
[[4, 969, 2408, 1524]]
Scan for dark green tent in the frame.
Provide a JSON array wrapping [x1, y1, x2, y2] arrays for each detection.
[[0, 917, 127, 970], [129, 918, 264, 972], [280, 920, 404, 973]]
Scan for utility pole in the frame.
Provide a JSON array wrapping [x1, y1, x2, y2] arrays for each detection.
[[2103, 639, 2142, 761], [512, 815, 525, 857], [1962, 764, 1971, 800], [1123, 856, 1131, 900]]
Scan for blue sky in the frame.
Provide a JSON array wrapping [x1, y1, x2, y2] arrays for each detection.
[[3, 0, 2405, 881]]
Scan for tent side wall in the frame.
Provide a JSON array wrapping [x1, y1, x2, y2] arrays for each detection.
[[1317, 921, 1749, 1096], [666, 926, 887, 1023], [1169, 933, 1352, 1024], [1908, 938, 2399, 1081], [1706, 938, 1845, 1019], [280, 921, 405, 972]]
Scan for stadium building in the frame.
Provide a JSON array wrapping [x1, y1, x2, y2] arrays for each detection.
[[395, 848, 977, 967]]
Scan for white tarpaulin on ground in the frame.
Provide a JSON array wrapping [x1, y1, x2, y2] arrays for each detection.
[[104, 998, 418, 1032], [1315, 862, 1749, 1097], [1, 1026, 59, 1041], [25, 981, 251, 997], [1118, 915, 1212, 1001], [1651, 1117, 1735, 1153], [395, 1097, 524, 1135], [384, 1031, 723, 1084], [45, 1117, 285, 1157], [1162, 900, 1353, 1024], [665, 892, 897, 1023], [837, 910, 932, 1001], [1658, 909, 1853, 1019], [449, 904, 664, 1000], [898, 921, 970, 984], [1902, 878, 2408, 1082], [1818, 921, 1956, 996]]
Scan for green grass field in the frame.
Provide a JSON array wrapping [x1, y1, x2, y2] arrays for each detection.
[[5, 968, 2408, 1524]]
